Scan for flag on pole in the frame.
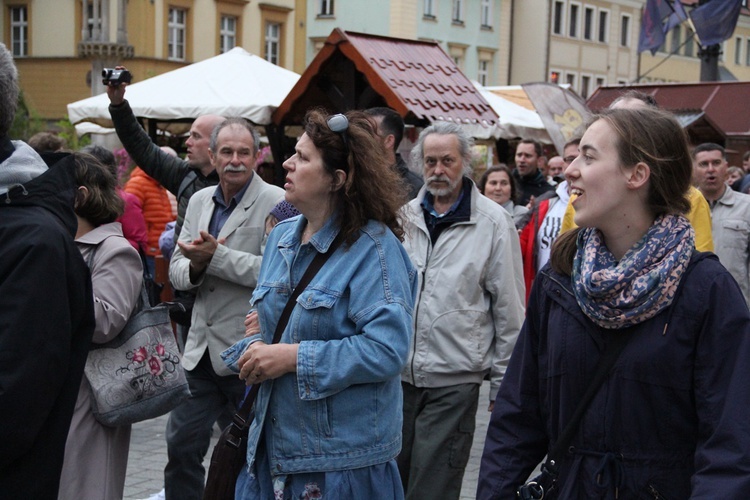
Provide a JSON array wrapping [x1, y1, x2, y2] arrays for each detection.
[[521, 82, 592, 156], [638, 0, 689, 54], [690, 0, 742, 47]]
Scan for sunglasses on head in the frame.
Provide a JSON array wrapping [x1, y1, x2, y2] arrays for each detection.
[[327, 113, 350, 151]]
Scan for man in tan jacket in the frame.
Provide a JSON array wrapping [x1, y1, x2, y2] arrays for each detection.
[[166, 117, 283, 500]]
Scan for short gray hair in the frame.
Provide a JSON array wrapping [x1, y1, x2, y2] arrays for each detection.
[[209, 117, 260, 155], [410, 121, 474, 175], [0, 44, 19, 138]]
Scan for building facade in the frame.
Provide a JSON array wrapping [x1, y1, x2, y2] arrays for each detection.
[[298, 0, 508, 88], [2, 0, 748, 124], [1, 0, 297, 121]]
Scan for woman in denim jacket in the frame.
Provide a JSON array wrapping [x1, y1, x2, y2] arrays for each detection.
[[226, 109, 417, 499]]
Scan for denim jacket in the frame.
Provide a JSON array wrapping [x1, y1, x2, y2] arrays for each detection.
[[224, 214, 417, 474]]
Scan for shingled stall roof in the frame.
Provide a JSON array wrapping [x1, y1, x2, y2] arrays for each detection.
[[587, 81, 750, 136], [587, 81, 750, 163], [272, 28, 498, 128]]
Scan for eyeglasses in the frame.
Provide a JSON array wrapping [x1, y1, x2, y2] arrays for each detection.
[[327, 113, 350, 151], [563, 156, 577, 164]]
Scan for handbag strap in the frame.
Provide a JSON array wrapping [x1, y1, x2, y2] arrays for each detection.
[[543, 330, 632, 477], [85, 237, 152, 309], [224, 232, 344, 448]]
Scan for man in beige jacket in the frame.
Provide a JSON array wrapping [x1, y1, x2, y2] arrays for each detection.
[[166, 117, 283, 500]]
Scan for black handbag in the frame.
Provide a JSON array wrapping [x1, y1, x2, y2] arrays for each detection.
[[517, 330, 633, 499], [203, 234, 343, 500]]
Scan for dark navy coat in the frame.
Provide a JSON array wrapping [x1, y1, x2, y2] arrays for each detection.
[[478, 253, 750, 499], [0, 148, 95, 498]]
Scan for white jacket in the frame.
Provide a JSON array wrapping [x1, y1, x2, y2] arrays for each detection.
[[400, 180, 525, 401], [169, 175, 283, 375]]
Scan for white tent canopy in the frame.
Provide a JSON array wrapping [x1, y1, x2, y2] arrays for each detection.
[[474, 83, 552, 144], [67, 47, 300, 128]]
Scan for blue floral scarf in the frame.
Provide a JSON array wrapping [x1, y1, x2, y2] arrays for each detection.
[[572, 214, 695, 329]]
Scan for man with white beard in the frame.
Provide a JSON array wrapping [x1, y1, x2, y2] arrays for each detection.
[[397, 122, 525, 500], [165, 117, 283, 500]]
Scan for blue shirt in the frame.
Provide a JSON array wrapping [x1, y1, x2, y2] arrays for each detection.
[[208, 174, 253, 238]]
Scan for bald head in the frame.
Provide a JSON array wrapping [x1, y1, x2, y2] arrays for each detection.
[[547, 155, 565, 179], [185, 114, 225, 175]]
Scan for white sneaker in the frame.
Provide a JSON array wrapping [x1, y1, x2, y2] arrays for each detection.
[[140, 489, 165, 500]]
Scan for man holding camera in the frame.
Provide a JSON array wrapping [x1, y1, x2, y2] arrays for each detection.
[[106, 68, 225, 500], [106, 68, 224, 241]]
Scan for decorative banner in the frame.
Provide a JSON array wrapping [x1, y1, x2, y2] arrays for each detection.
[[690, 0, 742, 47], [521, 82, 592, 156], [638, 0, 688, 55]]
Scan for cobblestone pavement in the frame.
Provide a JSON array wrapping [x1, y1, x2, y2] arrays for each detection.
[[124, 381, 492, 500]]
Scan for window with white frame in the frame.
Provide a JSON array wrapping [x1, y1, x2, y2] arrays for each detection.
[[319, 0, 334, 17], [85, 1, 103, 40], [550, 70, 561, 84], [735, 37, 743, 65], [746, 39, 750, 65], [584, 7, 594, 41], [565, 72, 577, 89], [265, 22, 280, 65], [598, 9, 609, 43], [424, 0, 435, 18], [595, 76, 605, 89], [569, 3, 580, 38], [553, 1, 565, 35], [168, 7, 186, 61], [449, 44, 466, 69], [10, 6, 28, 57], [480, 0, 492, 28], [478, 60, 489, 86], [671, 25, 682, 53], [580, 75, 591, 99], [452, 0, 464, 23], [620, 14, 631, 47], [220, 15, 236, 54]]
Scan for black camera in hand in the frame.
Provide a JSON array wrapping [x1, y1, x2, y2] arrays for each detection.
[[102, 68, 132, 86]]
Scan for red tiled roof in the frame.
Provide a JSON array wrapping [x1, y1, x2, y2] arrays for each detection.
[[272, 29, 498, 127], [587, 81, 750, 136]]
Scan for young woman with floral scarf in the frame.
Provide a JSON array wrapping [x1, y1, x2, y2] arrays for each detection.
[[477, 107, 750, 499]]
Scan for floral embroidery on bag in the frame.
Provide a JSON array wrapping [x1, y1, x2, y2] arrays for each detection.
[[117, 342, 181, 399]]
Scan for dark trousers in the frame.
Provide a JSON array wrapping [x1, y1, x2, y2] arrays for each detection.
[[397, 382, 480, 500], [164, 350, 246, 500]]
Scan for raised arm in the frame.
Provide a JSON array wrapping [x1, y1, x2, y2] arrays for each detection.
[[107, 78, 189, 195]]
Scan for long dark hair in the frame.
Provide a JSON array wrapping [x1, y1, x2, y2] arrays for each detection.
[[303, 109, 406, 243], [551, 108, 692, 276]]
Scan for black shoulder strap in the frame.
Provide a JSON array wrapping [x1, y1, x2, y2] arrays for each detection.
[[224, 233, 345, 446], [546, 330, 631, 468]]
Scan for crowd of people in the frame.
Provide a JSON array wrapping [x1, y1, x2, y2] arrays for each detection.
[[2, 39, 750, 500]]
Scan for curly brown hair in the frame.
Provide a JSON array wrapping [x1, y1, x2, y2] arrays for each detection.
[[303, 109, 407, 244]]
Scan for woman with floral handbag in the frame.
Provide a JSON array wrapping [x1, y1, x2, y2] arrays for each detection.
[[58, 152, 142, 500]]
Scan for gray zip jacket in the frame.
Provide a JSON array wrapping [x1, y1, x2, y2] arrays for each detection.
[[400, 181, 525, 401]]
